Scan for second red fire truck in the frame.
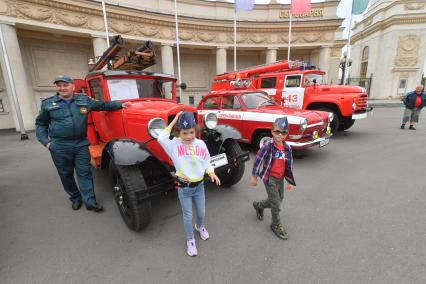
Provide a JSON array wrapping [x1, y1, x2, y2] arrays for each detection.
[[211, 60, 372, 133]]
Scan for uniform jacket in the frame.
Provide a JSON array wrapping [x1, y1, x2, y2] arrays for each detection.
[[252, 140, 296, 186], [35, 93, 123, 146], [157, 127, 214, 182], [403, 91, 426, 110]]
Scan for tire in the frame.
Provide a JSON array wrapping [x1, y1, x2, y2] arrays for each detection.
[[217, 140, 245, 187], [316, 108, 340, 134], [339, 117, 355, 131], [112, 163, 152, 232], [253, 131, 272, 149]]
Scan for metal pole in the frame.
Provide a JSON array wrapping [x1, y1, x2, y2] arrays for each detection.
[[344, 0, 354, 85], [233, 9, 237, 71], [287, 12, 292, 62], [174, 0, 182, 99], [102, 1, 110, 48], [0, 25, 28, 140]]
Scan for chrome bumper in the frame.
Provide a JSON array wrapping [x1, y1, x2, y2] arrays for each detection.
[[352, 107, 373, 120], [287, 136, 330, 149]]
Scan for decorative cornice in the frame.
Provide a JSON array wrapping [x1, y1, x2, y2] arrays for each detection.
[[351, 15, 426, 44], [0, 0, 344, 47]]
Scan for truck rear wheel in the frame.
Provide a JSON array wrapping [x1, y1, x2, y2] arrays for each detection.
[[217, 140, 245, 187], [112, 163, 152, 232], [316, 108, 340, 134], [339, 117, 355, 131]]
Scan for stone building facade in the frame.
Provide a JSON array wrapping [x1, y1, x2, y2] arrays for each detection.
[[349, 0, 426, 99], [0, 0, 345, 131]]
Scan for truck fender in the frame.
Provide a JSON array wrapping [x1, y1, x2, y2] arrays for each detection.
[[216, 124, 242, 141], [205, 124, 242, 155], [102, 139, 154, 167]]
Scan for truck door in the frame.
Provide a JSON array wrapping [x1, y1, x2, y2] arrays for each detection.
[[88, 78, 125, 142], [258, 77, 278, 100], [282, 74, 305, 109]]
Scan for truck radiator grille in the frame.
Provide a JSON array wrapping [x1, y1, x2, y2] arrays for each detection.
[[357, 95, 368, 109]]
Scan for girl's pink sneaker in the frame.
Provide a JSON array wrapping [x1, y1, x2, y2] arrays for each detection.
[[195, 224, 210, 241], [186, 239, 198, 257]]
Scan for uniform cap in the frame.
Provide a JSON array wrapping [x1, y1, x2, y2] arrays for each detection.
[[274, 117, 288, 132], [53, 75, 73, 84], [177, 112, 196, 129]]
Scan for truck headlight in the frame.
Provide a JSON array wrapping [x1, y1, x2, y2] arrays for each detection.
[[352, 102, 356, 110], [299, 118, 308, 132], [147, 118, 166, 139], [328, 112, 334, 122], [204, 113, 218, 129], [313, 131, 319, 140]]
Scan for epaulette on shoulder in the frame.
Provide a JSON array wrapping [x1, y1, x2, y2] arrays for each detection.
[[41, 95, 55, 102]]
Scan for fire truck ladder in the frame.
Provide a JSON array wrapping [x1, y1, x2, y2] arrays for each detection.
[[213, 60, 304, 81], [89, 35, 156, 72]]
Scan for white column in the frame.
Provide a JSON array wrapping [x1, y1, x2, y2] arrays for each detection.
[[0, 23, 35, 131], [318, 45, 331, 83], [92, 36, 108, 59], [216, 47, 227, 75], [161, 44, 175, 75], [266, 47, 278, 64]]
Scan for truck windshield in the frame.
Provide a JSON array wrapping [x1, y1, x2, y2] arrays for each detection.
[[241, 92, 276, 109], [107, 79, 174, 101], [304, 73, 325, 86]]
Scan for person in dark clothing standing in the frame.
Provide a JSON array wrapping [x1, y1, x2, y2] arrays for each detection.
[[35, 75, 131, 212], [401, 85, 426, 130], [250, 117, 296, 240]]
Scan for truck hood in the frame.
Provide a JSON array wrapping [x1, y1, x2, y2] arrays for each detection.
[[123, 100, 196, 117], [309, 84, 365, 95]]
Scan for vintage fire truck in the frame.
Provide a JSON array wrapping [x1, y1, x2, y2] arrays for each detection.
[[198, 87, 332, 150], [73, 36, 249, 232], [211, 60, 372, 133]]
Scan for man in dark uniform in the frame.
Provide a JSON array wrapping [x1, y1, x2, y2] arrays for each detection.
[[36, 75, 131, 212]]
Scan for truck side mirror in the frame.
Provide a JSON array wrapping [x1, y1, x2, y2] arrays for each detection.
[[179, 83, 187, 90]]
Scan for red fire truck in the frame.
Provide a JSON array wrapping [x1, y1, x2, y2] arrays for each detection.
[[73, 36, 249, 232], [212, 60, 372, 133]]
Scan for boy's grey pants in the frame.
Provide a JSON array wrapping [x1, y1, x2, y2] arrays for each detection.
[[259, 176, 284, 225]]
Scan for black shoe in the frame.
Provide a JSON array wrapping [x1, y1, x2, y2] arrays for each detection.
[[71, 200, 82, 211], [86, 202, 104, 212], [270, 224, 288, 240], [400, 124, 405, 129], [253, 202, 264, 221], [409, 125, 416, 130]]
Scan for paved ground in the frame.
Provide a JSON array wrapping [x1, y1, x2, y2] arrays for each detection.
[[1, 107, 426, 284]]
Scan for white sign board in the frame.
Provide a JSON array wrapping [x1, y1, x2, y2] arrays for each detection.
[[107, 80, 139, 101]]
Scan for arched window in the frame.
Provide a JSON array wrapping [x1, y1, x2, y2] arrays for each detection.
[[360, 46, 369, 78]]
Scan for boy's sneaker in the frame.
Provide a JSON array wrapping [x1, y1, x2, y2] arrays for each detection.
[[186, 239, 198, 257], [195, 224, 209, 240], [409, 125, 416, 130], [253, 201, 264, 221], [270, 224, 288, 240], [400, 124, 405, 129]]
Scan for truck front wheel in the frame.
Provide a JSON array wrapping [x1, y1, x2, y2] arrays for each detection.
[[316, 108, 340, 134], [217, 140, 245, 187], [339, 117, 355, 131], [112, 163, 152, 232]]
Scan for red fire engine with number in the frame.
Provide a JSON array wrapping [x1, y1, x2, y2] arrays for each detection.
[[212, 60, 372, 133]]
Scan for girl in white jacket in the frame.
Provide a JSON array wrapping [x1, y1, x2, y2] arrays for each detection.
[[157, 111, 220, 257]]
